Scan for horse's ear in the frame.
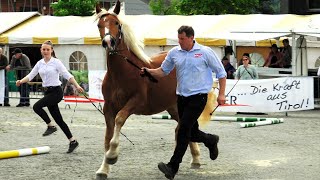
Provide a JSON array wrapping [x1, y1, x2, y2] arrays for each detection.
[[113, 0, 121, 15], [96, 3, 102, 14]]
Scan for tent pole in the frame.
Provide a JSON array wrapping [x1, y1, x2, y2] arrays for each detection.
[[291, 32, 297, 76], [301, 36, 308, 76], [232, 40, 237, 68]]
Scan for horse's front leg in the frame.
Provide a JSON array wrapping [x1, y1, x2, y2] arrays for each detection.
[[105, 108, 131, 164], [96, 107, 115, 179]]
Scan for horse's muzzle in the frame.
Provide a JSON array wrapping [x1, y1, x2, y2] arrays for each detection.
[[102, 33, 116, 51]]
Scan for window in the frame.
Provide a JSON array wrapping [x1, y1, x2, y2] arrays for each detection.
[[315, 56, 320, 68], [250, 53, 265, 67], [69, 51, 88, 71]]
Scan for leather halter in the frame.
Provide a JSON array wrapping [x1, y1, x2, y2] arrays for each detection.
[[101, 24, 122, 53]]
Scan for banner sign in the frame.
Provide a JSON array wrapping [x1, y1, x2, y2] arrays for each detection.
[[87, 71, 314, 112], [0, 70, 4, 104], [216, 77, 314, 112]]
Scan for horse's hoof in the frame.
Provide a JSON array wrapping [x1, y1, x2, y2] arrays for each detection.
[[191, 163, 201, 169], [106, 157, 118, 164], [96, 173, 108, 180]]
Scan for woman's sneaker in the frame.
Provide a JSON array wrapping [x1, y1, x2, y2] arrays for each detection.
[[67, 140, 79, 153], [42, 126, 57, 136]]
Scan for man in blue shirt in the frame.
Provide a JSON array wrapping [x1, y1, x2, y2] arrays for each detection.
[[141, 25, 226, 179]]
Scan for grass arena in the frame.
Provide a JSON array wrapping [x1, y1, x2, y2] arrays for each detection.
[[0, 99, 319, 180]]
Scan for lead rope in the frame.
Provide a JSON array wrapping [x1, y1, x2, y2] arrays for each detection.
[[210, 67, 247, 115], [79, 93, 134, 145]]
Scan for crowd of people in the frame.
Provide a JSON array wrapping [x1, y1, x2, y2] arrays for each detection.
[[221, 38, 292, 80]]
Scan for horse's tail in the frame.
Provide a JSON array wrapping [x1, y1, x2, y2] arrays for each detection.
[[198, 89, 217, 127]]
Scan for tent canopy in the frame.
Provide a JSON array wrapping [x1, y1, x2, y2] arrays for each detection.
[[0, 13, 320, 45], [0, 12, 39, 34], [0, 14, 100, 45]]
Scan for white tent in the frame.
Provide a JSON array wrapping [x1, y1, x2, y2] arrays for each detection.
[[1, 13, 320, 74]]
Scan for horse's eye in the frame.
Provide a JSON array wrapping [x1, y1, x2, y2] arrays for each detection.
[[115, 22, 119, 25]]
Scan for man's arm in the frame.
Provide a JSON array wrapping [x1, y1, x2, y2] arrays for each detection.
[[0, 56, 8, 70], [141, 67, 166, 78], [5, 56, 15, 71], [217, 77, 226, 105], [18, 55, 31, 70]]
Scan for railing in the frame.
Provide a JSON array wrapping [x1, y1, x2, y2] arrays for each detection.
[[255, 67, 292, 77]]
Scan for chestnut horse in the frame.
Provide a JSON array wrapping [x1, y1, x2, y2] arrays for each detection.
[[94, 1, 209, 179]]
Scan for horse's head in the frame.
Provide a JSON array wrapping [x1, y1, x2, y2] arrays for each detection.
[[96, 0, 121, 52]]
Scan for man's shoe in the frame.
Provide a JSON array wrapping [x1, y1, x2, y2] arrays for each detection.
[[42, 126, 57, 136], [205, 134, 219, 160], [16, 103, 24, 107], [4, 103, 10, 106], [25, 103, 30, 107], [67, 140, 79, 153], [158, 162, 176, 180]]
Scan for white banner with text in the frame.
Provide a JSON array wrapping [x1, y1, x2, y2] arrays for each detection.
[[216, 77, 314, 112]]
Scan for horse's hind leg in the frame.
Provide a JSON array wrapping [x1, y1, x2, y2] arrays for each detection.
[[167, 106, 201, 169], [189, 142, 201, 168]]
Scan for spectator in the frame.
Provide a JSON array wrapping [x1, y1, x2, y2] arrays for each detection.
[[0, 47, 10, 106], [6, 48, 31, 107], [263, 44, 282, 68], [280, 39, 292, 68], [235, 53, 259, 80], [222, 56, 236, 79], [238, 53, 251, 66]]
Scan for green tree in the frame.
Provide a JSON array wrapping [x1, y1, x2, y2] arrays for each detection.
[[149, 0, 281, 15], [257, 0, 281, 14], [149, 0, 180, 15], [177, 0, 259, 15], [51, 0, 97, 16]]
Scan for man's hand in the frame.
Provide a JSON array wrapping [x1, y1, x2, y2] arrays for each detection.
[[217, 94, 226, 105], [140, 67, 148, 77], [16, 80, 22, 87], [5, 65, 10, 71]]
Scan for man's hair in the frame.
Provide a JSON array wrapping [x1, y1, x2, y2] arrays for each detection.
[[222, 56, 229, 61], [178, 26, 194, 37], [283, 39, 289, 43]]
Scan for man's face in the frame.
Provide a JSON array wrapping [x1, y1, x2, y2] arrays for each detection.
[[15, 53, 22, 59], [178, 32, 194, 51], [272, 47, 278, 53], [222, 59, 228, 66]]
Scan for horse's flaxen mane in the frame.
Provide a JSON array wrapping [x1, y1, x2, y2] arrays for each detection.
[[95, 9, 151, 63]]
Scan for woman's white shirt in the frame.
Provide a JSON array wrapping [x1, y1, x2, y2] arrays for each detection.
[[26, 57, 73, 87]]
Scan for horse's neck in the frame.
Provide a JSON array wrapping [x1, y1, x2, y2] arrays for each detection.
[[106, 48, 145, 76]]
